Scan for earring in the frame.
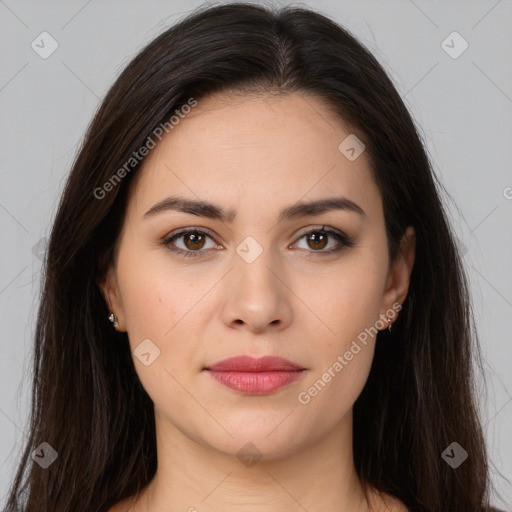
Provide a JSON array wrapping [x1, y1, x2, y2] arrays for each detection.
[[386, 317, 392, 332], [108, 312, 119, 328]]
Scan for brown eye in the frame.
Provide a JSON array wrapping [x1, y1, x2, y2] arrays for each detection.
[[182, 232, 206, 250], [305, 231, 329, 250], [293, 227, 354, 255], [163, 229, 218, 258]]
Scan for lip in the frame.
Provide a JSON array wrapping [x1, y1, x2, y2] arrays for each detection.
[[205, 355, 304, 372], [203, 355, 306, 395]]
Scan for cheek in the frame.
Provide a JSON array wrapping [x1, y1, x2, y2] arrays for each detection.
[[117, 262, 202, 420], [121, 276, 175, 340], [312, 264, 385, 345], [296, 260, 383, 415], [116, 241, 184, 339], [116, 247, 205, 368], [298, 306, 378, 430]]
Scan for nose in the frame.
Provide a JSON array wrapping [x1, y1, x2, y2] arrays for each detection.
[[220, 243, 293, 334]]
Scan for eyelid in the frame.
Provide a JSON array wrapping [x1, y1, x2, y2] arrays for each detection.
[[294, 224, 345, 239]]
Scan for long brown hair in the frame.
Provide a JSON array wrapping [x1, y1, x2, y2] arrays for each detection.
[[4, 3, 500, 511]]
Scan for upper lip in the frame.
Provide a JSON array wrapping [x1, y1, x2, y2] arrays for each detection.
[[204, 355, 305, 372]]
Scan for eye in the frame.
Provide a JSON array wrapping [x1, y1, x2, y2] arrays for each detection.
[[163, 228, 220, 258], [291, 225, 354, 255], [163, 225, 354, 259]]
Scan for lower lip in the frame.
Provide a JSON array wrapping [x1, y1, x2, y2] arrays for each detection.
[[205, 370, 305, 395]]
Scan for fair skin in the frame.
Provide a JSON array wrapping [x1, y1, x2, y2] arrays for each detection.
[[102, 92, 415, 512]]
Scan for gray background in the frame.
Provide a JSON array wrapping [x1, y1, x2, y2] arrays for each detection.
[[0, 0, 511, 508]]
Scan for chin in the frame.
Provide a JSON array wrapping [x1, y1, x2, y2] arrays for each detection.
[[209, 434, 304, 464]]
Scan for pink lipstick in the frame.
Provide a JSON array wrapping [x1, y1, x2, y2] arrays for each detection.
[[203, 355, 306, 395]]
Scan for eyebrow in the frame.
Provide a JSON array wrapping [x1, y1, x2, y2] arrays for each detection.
[[143, 195, 367, 223]]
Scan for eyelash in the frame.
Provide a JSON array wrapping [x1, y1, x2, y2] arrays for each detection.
[[162, 226, 354, 259]]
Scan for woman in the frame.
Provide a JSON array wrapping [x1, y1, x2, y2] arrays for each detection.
[[4, 3, 504, 511]]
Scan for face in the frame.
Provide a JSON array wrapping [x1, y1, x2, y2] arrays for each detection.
[[101, 92, 415, 460]]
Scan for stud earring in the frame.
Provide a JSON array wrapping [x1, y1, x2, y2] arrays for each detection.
[[386, 317, 392, 332], [108, 312, 119, 328]]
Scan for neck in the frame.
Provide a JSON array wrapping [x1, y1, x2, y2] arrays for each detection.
[[136, 408, 377, 512]]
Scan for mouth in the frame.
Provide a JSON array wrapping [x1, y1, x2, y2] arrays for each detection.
[[203, 355, 307, 395]]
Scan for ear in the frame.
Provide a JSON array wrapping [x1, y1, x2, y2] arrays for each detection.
[[97, 265, 126, 332], [379, 226, 416, 324]]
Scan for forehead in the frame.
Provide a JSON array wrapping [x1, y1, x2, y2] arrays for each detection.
[[126, 92, 382, 224]]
